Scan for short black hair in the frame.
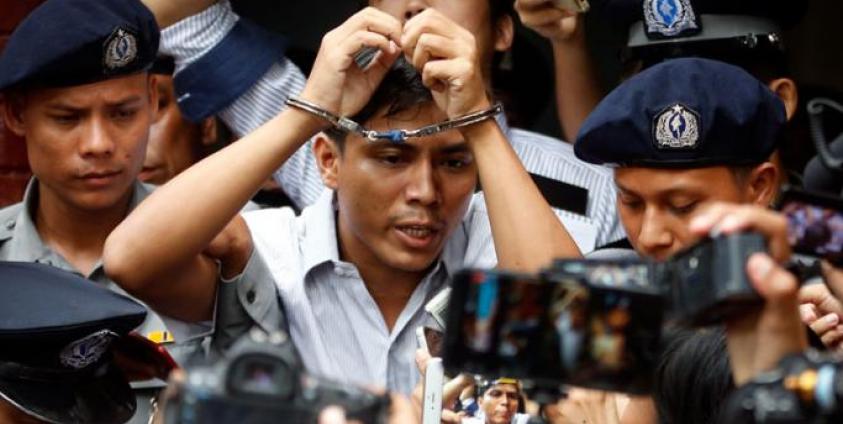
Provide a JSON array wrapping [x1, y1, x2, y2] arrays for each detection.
[[653, 327, 734, 424], [324, 57, 433, 150]]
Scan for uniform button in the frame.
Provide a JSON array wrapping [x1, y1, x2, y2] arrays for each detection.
[[5, 220, 14, 230], [246, 289, 256, 304]]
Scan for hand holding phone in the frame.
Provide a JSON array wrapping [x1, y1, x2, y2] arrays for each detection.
[[421, 357, 444, 424]]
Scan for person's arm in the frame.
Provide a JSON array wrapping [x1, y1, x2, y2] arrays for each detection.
[[401, 9, 580, 272], [690, 204, 807, 385], [104, 8, 404, 321], [153, 0, 319, 208], [515, 0, 602, 143]]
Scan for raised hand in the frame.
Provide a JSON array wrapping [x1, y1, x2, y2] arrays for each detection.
[[515, 0, 583, 43], [299, 7, 403, 119], [401, 9, 491, 120]]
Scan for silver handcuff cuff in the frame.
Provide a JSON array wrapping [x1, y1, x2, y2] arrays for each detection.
[[285, 97, 503, 143]]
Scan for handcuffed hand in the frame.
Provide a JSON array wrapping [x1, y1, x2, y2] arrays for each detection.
[[401, 9, 491, 120], [299, 7, 403, 119]]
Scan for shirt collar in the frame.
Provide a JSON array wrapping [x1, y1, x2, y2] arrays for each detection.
[[300, 189, 465, 282], [8, 178, 152, 271]]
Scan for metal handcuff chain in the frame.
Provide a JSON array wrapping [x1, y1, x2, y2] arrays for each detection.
[[286, 97, 503, 144]]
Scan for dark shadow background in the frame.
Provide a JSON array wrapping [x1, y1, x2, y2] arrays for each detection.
[[232, 0, 843, 172]]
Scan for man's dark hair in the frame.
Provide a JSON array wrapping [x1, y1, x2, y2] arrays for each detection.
[[654, 327, 735, 424], [324, 57, 432, 150]]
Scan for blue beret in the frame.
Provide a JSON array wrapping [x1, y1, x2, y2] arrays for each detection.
[[0, 0, 159, 91], [599, 0, 807, 47], [574, 58, 786, 168], [0, 261, 148, 423]]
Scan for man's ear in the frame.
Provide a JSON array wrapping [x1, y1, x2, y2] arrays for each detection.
[[494, 14, 514, 52], [2, 94, 27, 137], [745, 162, 780, 207], [313, 134, 342, 190], [768, 78, 798, 121], [199, 117, 219, 147]]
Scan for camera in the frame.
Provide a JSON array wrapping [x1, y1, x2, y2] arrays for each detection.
[[667, 232, 767, 326], [722, 350, 843, 423], [441, 261, 664, 394], [162, 328, 391, 424], [441, 233, 768, 394]]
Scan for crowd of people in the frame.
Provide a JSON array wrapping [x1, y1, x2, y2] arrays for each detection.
[[0, 0, 840, 423]]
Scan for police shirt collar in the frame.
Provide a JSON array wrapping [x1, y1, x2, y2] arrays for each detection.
[[8, 178, 152, 272]]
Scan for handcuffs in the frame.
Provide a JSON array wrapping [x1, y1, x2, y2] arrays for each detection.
[[285, 97, 503, 144]]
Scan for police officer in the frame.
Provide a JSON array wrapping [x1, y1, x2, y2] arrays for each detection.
[[0, 1, 222, 422], [0, 261, 175, 423], [573, 57, 802, 422], [515, 0, 805, 144]]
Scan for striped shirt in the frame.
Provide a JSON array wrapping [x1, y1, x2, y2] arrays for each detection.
[[161, 1, 626, 252]]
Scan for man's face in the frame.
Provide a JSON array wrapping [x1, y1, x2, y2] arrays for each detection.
[[480, 383, 519, 424], [140, 74, 205, 185], [370, 0, 507, 74], [6, 73, 155, 212], [614, 167, 751, 261], [331, 103, 477, 275]]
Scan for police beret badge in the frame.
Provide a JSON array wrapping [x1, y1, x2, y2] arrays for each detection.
[[653, 104, 700, 149], [644, 0, 701, 39], [103, 27, 138, 72], [60, 329, 118, 369]]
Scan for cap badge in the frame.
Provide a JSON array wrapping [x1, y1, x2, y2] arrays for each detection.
[[60, 330, 118, 369], [103, 28, 138, 71], [644, 0, 699, 38], [654, 104, 700, 149]]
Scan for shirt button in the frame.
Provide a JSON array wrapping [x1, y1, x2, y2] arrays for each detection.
[[246, 289, 256, 304], [4, 220, 14, 230]]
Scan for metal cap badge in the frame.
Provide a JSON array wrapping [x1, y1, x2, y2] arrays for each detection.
[[103, 27, 138, 72], [644, 0, 701, 39], [653, 103, 700, 149]]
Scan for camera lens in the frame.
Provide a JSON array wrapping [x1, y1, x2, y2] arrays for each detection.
[[227, 353, 295, 399]]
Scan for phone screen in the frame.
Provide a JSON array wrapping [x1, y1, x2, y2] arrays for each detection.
[[779, 188, 843, 265]]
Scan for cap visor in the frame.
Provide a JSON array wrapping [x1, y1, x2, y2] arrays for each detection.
[[0, 363, 135, 424]]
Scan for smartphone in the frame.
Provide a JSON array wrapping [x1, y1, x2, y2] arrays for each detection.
[[778, 186, 843, 266], [421, 358, 444, 424], [553, 0, 590, 13]]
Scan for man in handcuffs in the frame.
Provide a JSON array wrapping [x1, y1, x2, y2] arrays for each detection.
[[104, 6, 578, 400]]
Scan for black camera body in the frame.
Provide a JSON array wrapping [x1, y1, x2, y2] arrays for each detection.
[[667, 232, 767, 326], [442, 261, 664, 394], [722, 351, 843, 424], [163, 329, 390, 424], [441, 232, 768, 394]]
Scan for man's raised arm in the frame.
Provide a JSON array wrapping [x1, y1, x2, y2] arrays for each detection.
[[103, 8, 404, 320], [402, 9, 581, 272]]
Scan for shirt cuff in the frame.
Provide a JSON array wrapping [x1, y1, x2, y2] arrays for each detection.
[[160, 0, 239, 74]]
